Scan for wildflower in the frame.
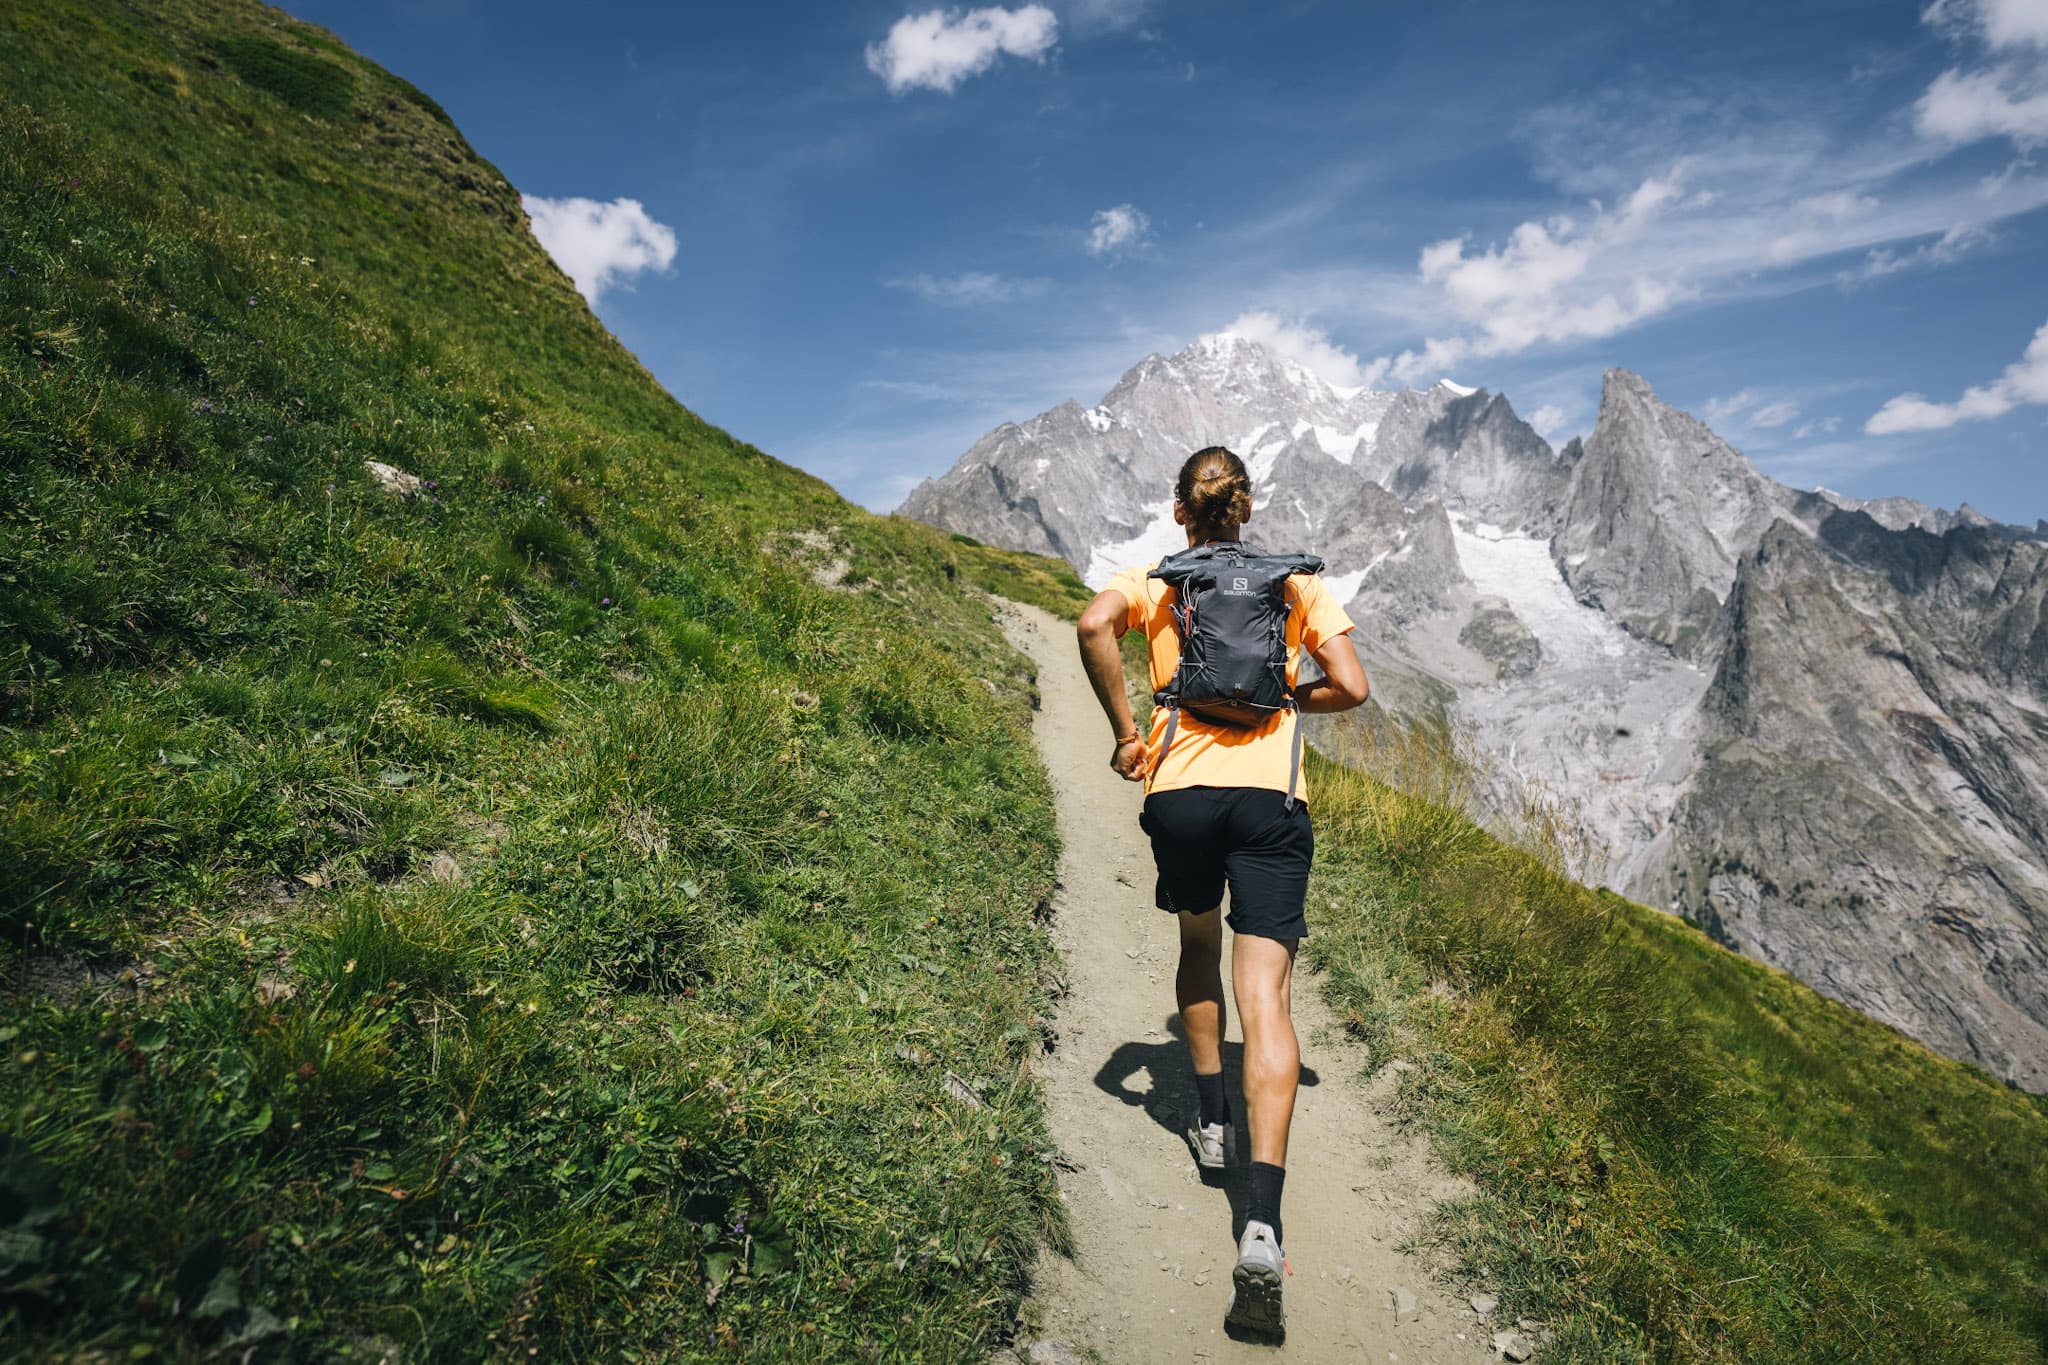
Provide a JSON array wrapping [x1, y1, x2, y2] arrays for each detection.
[[247, 296, 257, 307], [4, 267, 13, 276], [326, 484, 335, 493], [601, 596, 611, 606]]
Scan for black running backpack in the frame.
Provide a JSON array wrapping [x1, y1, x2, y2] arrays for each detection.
[[1148, 542, 1325, 806]]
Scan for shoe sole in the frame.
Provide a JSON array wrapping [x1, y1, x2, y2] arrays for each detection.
[[1226, 1258, 1285, 1340]]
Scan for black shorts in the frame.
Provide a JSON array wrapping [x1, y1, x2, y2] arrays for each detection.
[[1137, 786, 1314, 940]]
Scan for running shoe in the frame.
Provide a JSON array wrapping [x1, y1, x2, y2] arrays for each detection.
[[1225, 1218, 1286, 1340], [1185, 1120, 1229, 1171]]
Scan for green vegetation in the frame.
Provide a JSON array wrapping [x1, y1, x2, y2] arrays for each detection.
[[1, 1, 1086, 1359], [1305, 728, 2048, 1362], [7, 2, 2044, 1362]]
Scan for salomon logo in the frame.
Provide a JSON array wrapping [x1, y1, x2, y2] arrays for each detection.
[[1231, 577, 1249, 592]]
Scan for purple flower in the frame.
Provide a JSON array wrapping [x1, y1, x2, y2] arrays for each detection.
[[425, 480, 437, 489], [601, 596, 611, 607], [326, 484, 335, 493], [247, 296, 257, 307]]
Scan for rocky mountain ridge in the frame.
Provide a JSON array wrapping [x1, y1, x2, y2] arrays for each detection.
[[899, 333, 2048, 1091]]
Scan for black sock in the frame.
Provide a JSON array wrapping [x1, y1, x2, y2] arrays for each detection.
[[1247, 1162, 1286, 1244], [1194, 1070, 1229, 1128]]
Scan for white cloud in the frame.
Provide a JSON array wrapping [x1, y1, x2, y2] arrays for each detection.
[[1917, 65, 2048, 143], [888, 271, 1048, 305], [1917, 0, 2048, 146], [1852, 222, 1990, 278], [1527, 404, 1572, 440], [522, 195, 677, 304], [1705, 388, 1762, 423], [1065, 0, 1156, 33], [1376, 169, 1699, 384], [1704, 389, 1799, 428], [1086, 203, 1151, 256], [1866, 316, 2048, 432], [866, 6, 1059, 95], [1792, 415, 1845, 439], [1924, 0, 2048, 52], [1217, 311, 1383, 389]]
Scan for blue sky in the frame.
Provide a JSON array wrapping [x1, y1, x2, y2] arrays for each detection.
[[287, 0, 2048, 523]]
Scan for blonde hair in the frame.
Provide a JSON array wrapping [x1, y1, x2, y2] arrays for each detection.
[[1176, 446, 1252, 542]]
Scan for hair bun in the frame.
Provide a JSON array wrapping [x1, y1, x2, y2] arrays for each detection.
[[1176, 446, 1253, 538]]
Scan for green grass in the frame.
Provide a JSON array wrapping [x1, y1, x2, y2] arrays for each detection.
[[0, 1, 1086, 1359], [1303, 735, 2048, 1362]]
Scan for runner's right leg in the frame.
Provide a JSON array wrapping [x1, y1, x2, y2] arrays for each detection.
[[1225, 932, 1298, 1338]]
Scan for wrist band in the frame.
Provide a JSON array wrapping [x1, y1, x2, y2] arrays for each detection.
[[1113, 732, 1139, 746]]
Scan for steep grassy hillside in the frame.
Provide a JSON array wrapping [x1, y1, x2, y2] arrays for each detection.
[[0, 1, 1087, 1359], [1305, 734, 2048, 1363]]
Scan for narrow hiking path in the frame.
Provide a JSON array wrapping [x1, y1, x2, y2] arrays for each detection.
[[998, 601, 1501, 1365]]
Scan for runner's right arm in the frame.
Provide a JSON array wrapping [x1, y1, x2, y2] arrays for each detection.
[[1077, 589, 1147, 782]]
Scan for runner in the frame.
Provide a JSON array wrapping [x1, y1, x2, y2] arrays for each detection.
[[1074, 445, 1370, 1341]]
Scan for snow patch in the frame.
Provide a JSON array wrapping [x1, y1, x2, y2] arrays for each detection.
[[1246, 432, 1291, 484], [1450, 519, 1628, 668], [1083, 407, 1113, 434], [1323, 568, 1368, 603], [1437, 378, 1478, 397], [1313, 425, 1359, 461], [1083, 502, 1185, 588]]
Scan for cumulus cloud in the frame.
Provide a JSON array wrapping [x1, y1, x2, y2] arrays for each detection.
[[1527, 404, 1573, 440], [866, 6, 1059, 95], [888, 271, 1049, 304], [1217, 311, 1382, 389], [1086, 202, 1151, 256], [1924, 0, 2048, 52], [1866, 316, 2048, 432], [1917, 0, 2048, 146], [1376, 170, 1696, 384], [522, 195, 677, 304]]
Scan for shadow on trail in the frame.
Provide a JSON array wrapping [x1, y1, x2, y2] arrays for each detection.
[[1092, 1014, 1322, 1243]]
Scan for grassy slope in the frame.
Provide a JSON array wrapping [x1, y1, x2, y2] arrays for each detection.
[[1304, 744, 2048, 1362], [0, 1, 1088, 1359]]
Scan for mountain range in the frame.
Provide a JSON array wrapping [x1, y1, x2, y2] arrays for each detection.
[[900, 333, 2048, 1092]]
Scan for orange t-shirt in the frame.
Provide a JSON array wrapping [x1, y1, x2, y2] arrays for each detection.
[[1105, 558, 1356, 805]]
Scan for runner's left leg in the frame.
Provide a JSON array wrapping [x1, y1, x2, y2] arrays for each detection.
[[1177, 907, 1227, 1112]]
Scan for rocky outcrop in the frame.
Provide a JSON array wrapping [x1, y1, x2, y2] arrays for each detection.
[[1365, 386, 1576, 535], [1665, 515, 2048, 1090], [1553, 370, 1796, 655]]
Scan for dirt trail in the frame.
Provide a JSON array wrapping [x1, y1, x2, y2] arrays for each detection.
[[999, 601, 1500, 1365]]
